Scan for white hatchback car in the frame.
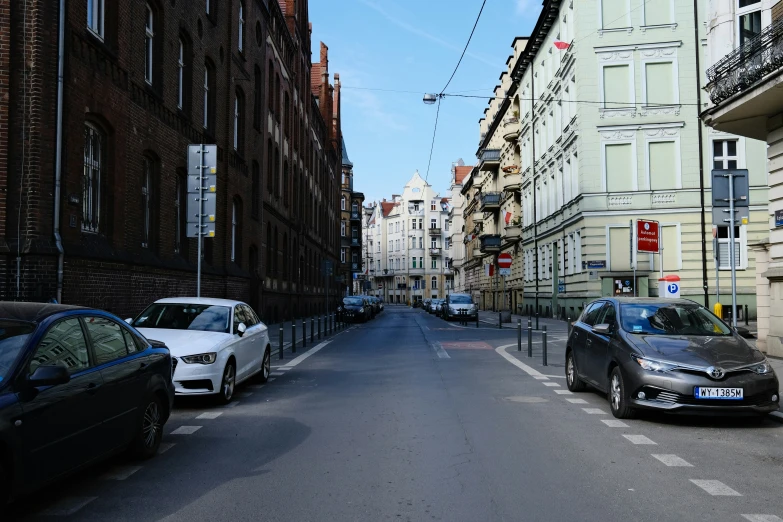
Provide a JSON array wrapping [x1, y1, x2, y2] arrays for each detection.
[[129, 298, 271, 403]]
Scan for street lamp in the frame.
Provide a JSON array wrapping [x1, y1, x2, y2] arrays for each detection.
[[423, 93, 439, 105]]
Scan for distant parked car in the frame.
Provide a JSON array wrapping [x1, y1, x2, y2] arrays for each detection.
[[130, 298, 271, 404], [566, 297, 779, 419], [429, 299, 445, 314], [0, 302, 174, 504], [367, 296, 381, 316], [338, 296, 372, 323], [441, 293, 478, 321]]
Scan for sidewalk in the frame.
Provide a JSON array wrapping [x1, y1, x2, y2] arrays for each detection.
[[477, 309, 570, 332], [266, 315, 345, 359]]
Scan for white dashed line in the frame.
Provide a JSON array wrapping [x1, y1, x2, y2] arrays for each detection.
[[101, 466, 142, 481], [159, 443, 176, 453], [742, 515, 783, 522], [170, 425, 202, 435], [541, 374, 567, 379], [651, 454, 693, 467], [601, 419, 629, 428], [280, 340, 332, 368], [542, 382, 560, 387], [565, 398, 588, 404], [269, 378, 276, 382], [622, 434, 657, 445], [432, 342, 451, 359], [553, 389, 573, 395], [277, 367, 292, 371], [533, 376, 549, 381], [582, 408, 607, 415], [40, 497, 98, 516], [196, 411, 223, 420], [690, 479, 742, 496], [270, 372, 284, 376]]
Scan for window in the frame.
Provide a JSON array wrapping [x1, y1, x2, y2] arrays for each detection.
[[643, 0, 673, 26], [253, 66, 262, 130], [717, 225, 746, 270], [431, 201, 437, 211], [234, 89, 245, 153], [430, 218, 437, 229], [431, 258, 437, 269], [418, 219, 423, 229], [237, 0, 245, 52], [644, 61, 676, 106], [413, 203, 419, 211], [713, 140, 738, 169], [274, 148, 280, 197], [87, 0, 105, 38], [31, 319, 89, 375], [82, 123, 105, 233], [419, 237, 423, 249], [144, 4, 154, 85], [251, 161, 260, 219], [431, 238, 437, 249], [233, 198, 243, 266], [266, 139, 274, 192], [341, 221, 346, 237], [602, 64, 633, 108], [582, 302, 606, 326], [284, 92, 290, 137], [395, 222, 400, 232], [203, 61, 216, 134], [341, 248, 346, 263], [177, 39, 186, 110], [737, 0, 762, 48], [648, 141, 678, 190], [205, 0, 211, 15], [266, 223, 272, 276], [412, 258, 417, 268], [431, 276, 437, 289], [84, 317, 129, 365], [142, 156, 154, 248], [601, 0, 629, 29], [267, 61, 275, 114], [341, 195, 346, 210], [604, 142, 635, 192]]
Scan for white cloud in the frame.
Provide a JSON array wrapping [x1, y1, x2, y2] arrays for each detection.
[[337, 63, 409, 133], [515, 0, 537, 17]]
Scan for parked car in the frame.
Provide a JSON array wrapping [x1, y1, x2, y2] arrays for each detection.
[[367, 296, 381, 316], [422, 299, 432, 311], [441, 293, 479, 321], [338, 296, 372, 323], [0, 302, 174, 503], [130, 298, 270, 404], [429, 299, 445, 314], [565, 297, 779, 419]]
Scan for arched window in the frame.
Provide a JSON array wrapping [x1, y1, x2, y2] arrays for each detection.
[[431, 276, 437, 290], [233, 88, 244, 153], [251, 160, 260, 219], [82, 122, 106, 233], [237, 0, 245, 52], [231, 197, 242, 266], [144, 4, 154, 85], [203, 60, 215, 133], [341, 195, 346, 211], [253, 65, 262, 130]]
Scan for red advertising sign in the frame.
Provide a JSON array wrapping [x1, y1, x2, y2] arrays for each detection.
[[498, 252, 513, 269], [637, 219, 660, 253]]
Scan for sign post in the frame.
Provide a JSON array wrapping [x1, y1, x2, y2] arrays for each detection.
[[636, 219, 660, 295], [187, 144, 217, 298]]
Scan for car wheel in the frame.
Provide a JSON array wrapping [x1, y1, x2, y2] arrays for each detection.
[[609, 366, 636, 419], [218, 360, 236, 404], [130, 395, 164, 459], [256, 347, 270, 383], [565, 350, 586, 392]]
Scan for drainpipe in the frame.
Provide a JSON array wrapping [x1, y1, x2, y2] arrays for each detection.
[[693, 0, 709, 307], [530, 61, 539, 316], [53, 0, 66, 303]]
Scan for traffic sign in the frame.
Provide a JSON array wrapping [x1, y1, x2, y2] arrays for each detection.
[[636, 219, 660, 254], [499, 267, 511, 277], [498, 252, 513, 269]]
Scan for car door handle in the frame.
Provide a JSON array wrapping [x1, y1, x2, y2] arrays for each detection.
[[586, 339, 593, 346], [85, 382, 101, 394], [137, 362, 148, 371]]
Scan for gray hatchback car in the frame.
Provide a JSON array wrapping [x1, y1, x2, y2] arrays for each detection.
[[565, 297, 779, 419]]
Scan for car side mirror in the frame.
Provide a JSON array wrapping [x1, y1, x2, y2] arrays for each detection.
[[28, 365, 70, 387], [592, 323, 612, 335], [237, 323, 247, 337]]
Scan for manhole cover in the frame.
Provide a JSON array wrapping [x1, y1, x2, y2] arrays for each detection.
[[504, 396, 548, 403]]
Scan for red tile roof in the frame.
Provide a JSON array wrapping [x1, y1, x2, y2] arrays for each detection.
[[381, 202, 396, 217], [454, 166, 472, 184]]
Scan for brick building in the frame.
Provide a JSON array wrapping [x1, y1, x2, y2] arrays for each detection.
[[0, 0, 344, 322], [338, 137, 365, 296]]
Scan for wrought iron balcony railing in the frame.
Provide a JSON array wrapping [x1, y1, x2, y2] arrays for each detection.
[[479, 192, 502, 211], [706, 17, 783, 105]]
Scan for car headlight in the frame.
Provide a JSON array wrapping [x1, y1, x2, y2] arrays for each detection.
[[359, 307, 365, 313], [748, 359, 772, 375], [181, 352, 218, 364], [632, 355, 676, 373]]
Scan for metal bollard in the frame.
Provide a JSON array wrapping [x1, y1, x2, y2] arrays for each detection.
[[527, 322, 533, 357], [318, 316, 322, 340], [542, 325, 548, 366], [517, 320, 522, 351], [745, 304, 749, 326], [536, 312, 539, 330], [476, 311, 480, 328], [567, 317, 571, 338], [279, 326, 284, 360], [311, 317, 315, 344], [498, 312, 502, 329], [292, 321, 296, 354], [302, 319, 306, 348]]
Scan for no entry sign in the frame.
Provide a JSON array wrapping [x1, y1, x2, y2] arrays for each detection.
[[637, 219, 660, 254], [498, 252, 513, 269]]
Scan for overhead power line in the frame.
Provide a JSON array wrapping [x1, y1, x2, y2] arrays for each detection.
[[439, 0, 488, 95]]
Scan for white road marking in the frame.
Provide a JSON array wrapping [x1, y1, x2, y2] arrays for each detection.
[[690, 479, 742, 496], [601, 419, 629, 428], [224, 401, 240, 408], [582, 408, 607, 415], [280, 340, 332, 368], [159, 443, 176, 453], [553, 389, 573, 395], [533, 376, 549, 381], [495, 344, 546, 377], [432, 342, 450, 359], [651, 454, 693, 467], [742, 515, 783, 522], [40, 497, 98, 516], [196, 411, 223, 420], [565, 398, 588, 404], [542, 382, 560, 387], [270, 372, 284, 376], [541, 374, 567, 379], [277, 367, 292, 371], [101, 465, 142, 481], [269, 378, 276, 382], [623, 434, 657, 445], [170, 425, 202, 435]]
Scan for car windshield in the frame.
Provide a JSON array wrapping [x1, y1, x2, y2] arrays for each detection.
[[132, 304, 231, 333], [619, 303, 731, 336], [450, 295, 472, 304], [0, 320, 34, 382], [343, 297, 363, 306]]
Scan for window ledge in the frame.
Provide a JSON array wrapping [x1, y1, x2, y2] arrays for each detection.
[[598, 107, 636, 119], [639, 104, 681, 116], [598, 27, 634, 37], [640, 23, 678, 32]]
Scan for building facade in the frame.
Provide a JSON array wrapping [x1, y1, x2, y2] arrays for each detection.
[[338, 138, 364, 296], [456, 0, 769, 319], [366, 172, 453, 304], [0, 0, 347, 322], [702, 0, 783, 354]]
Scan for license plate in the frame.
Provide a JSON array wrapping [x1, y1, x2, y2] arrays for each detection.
[[694, 387, 744, 399]]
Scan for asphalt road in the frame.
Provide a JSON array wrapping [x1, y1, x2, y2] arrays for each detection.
[[10, 307, 783, 521]]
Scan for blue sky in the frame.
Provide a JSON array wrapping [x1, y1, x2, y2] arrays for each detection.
[[309, 0, 541, 204]]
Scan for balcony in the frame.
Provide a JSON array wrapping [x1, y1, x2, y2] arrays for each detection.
[[351, 262, 360, 271], [472, 248, 482, 257], [479, 192, 501, 212], [472, 211, 484, 223], [502, 168, 521, 192], [428, 227, 442, 236], [704, 17, 783, 140], [429, 248, 442, 256], [480, 234, 502, 253], [503, 118, 520, 142], [350, 210, 361, 221], [479, 149, 501, 171]]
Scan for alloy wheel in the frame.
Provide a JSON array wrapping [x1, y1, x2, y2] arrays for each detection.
[[611, 374, 621, 411], [263, 351, 270, 379], [567, 356, 575, 386], [222, 364, 235, 401], [142, 401, 161, 449]]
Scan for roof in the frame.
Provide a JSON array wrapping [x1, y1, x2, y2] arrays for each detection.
[[454, 166, 472, 184], [342, 137, 353, 168], [154, 297, 246, 307], [380, 202, 396, 217], [0, 302, 88, 323]]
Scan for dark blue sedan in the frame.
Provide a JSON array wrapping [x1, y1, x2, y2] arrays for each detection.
[[0, 302, 175, 503]]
